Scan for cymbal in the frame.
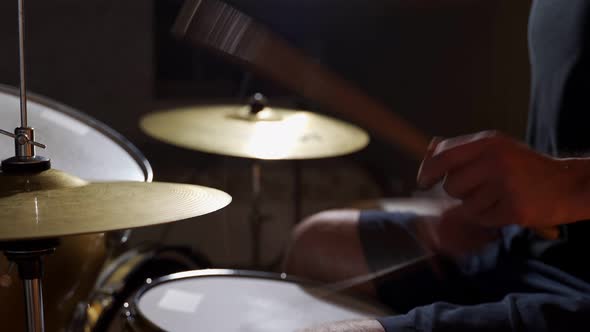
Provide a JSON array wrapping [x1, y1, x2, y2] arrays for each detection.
[[0, 169, 231, 241], [140, 104, 370, 160]]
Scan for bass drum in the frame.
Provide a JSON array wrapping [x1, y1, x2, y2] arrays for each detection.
[[69, 244, 210, 332], [0, 84, 152, 332], [125, 270, 393, 332]]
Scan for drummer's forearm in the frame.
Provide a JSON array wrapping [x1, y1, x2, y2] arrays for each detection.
[[558, 158, 590, 224], [298, 319, 385, 332]]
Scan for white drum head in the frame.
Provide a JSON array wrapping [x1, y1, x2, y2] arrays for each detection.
[[0, 85, 150, 181], [135, 270, 391, 332]]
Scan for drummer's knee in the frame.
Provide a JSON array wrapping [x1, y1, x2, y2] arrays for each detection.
[[283, 209, 361, 277]]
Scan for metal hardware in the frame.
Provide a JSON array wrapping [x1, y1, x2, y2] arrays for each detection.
[[18, 0, 28, 128], [248, 93, 268, 115], [0, 128, 46, 149], [2, 241, 58, 332], [0, 0, 50, 168], [24, 279, 44, 332]]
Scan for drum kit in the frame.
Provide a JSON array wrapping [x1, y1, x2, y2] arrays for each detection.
[[0, 0, 394, 331]]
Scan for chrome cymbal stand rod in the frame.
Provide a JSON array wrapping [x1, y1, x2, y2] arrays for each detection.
[[0, 0, 49, 172], [1, 4, 52, 328], [24, 279, 44, 332], [248, 95, 268, 268], [18, 0, 28, 128], [293, 160, 302, 225]]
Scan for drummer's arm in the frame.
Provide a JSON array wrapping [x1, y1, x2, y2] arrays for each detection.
[[418, 132, 590, 230], [299, 319, 385, 332]]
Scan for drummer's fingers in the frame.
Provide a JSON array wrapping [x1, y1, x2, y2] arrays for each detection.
[[444, 183, 500, 221], [418, 131, 498, 189], [417, 137, 443, 183], [442, 157, 493, 199]]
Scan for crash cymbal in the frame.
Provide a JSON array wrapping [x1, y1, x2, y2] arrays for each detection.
[[140, 103, 369, 160], [0, 169, 231, 241]]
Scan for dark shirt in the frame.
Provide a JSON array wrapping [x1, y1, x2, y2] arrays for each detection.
[[379, 1, 590, 331], [524, 0, 590, 282], [527, 0, 590, 157]]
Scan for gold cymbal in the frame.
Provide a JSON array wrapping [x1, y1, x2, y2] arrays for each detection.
[[0, 169, 88, 195], [140, 104, 370, 160], [0, 169, 231, 241]]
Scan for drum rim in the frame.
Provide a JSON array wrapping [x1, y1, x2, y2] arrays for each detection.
[[0, 84, 153, 182], [127, 269, 390, 331]]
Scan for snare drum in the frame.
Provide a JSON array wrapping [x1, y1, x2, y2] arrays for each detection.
[[0, 84, 152, 332], [126, 270, 392, 332]]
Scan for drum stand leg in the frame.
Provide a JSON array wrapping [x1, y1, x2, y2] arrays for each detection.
[[24, 278, 44, 332], [251, 161, 286, 269], [2, 239, 58, 332], [250, 161, 263, 267], [293, 160, 302, 225], [250, 161, 305, 269]]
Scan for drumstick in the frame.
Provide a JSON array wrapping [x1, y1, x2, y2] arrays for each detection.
[[312, 253, 434, 295], [242, 255, 433, 330], [240, 257, 432, 330], [172, 0, 429, 160]]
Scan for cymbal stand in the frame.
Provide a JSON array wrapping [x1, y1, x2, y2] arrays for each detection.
[[250, 161, 264, 266], [247, 94, 268, 267], [293, 160, 302, 225], [0, 1, 52, 331], [0, 0, 49, 172], [1, 240, 58, 332]]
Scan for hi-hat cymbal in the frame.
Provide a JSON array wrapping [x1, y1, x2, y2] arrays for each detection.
[[0, 169, 231, 241], [140, 104, 370, 160]]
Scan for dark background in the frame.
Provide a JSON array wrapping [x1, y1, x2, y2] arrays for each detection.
[[0, 0, 531, 267]]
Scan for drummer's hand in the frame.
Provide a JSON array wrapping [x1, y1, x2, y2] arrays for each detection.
[[417, 131, 588, 234]]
